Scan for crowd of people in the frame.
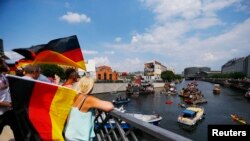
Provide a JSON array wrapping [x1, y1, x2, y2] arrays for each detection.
[[0, 55, 114, 140]]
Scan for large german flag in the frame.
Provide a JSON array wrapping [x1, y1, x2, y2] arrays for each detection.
[[34, 35, 86, 70], [7, 75, 77, 140], [12, 44, 46, 60], [12, 35, 86, 70]]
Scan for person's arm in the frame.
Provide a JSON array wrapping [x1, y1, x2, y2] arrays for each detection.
[[88, 96, 114, 112], [0, 101, 12, 107]]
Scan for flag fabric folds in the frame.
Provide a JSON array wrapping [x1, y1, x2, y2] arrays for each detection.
[[12, 44, 46, 60], [12, 35, 86, 70], [35, 35, 85, 70], [7, 75, 77, 140]]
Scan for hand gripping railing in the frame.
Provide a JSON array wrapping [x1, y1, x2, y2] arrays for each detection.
[[94, 109, 192, 141]]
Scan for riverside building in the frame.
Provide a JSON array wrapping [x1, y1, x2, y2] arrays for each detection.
[[221, 54, 250, 78], [143, 60, 168, 81], [96, 65, 118, 81], [184, 67, 211, 80]]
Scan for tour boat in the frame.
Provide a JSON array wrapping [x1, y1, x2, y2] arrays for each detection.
[[230, 114, 247, 125], [213, 84, 221, 94], [177, 106, 204, 126]]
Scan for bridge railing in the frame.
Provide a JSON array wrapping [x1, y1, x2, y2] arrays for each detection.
[[94, 109, 192, 141]]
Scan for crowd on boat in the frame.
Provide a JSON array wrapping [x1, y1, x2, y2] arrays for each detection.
[[126, 76, 154, 96], [161, 82, 177, 95], [179, 81, 207, 105]]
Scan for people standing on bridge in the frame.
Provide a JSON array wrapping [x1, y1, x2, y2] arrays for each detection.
[[22, 64, 51, 83], [62, 68, 79, 89], [0, 57, 21, 140], [64, 76, 114, 141]]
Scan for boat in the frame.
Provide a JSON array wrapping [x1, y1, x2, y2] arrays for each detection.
[[100, 107, 162, 129], [178, 103, 186, 108], [165, 100, 173, 105], [213, 84, 221, 94], [177, 106, 204, 126], [112, 97, 130, 105], [230, 114, 247, 125], [245, 90, 250, 99], [162, 82, 177, 95]]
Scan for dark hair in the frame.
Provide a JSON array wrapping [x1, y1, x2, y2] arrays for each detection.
[[65, 68, 78, 79], [0, 58, 9, 72]]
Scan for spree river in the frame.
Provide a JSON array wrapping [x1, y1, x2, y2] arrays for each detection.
[[97, 80, 250, 141]]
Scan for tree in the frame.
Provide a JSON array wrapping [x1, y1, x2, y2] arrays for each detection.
[[161, 70, 175, 82], [39, 64, 65, 79]]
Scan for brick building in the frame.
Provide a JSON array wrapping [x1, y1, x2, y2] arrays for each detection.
[[96, 65, 118, 81]]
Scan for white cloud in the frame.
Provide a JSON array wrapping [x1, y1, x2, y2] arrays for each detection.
[[112, 57, 143, 72], [83, 50, 98, 55], [114, 37, 122, 42], [107, 0, 249, 73], [103, 51, 115, 54], [93, 57, 111, 66], [59, 12, 91, 24], [5, 52, 23, 63]]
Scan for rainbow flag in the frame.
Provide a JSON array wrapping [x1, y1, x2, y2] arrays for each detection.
[[7, 75, 77, 140]]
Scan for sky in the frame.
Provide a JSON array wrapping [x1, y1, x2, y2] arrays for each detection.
[[1, 0, 250, 74]]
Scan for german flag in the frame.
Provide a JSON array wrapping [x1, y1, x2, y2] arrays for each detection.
[[12, 44, 46, 60], [7, 63, 17, 75], [7, 75, 77, 140], [34, 35, 86, 70]]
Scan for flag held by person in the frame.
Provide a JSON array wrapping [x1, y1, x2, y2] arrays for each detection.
[[34, 35, 86, 70], [12, 35, 86, 70], [7, 75, 77, 140]]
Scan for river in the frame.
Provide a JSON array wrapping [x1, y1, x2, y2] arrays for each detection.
[[96, 80, 250, 141]]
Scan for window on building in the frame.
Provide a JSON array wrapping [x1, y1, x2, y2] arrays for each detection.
[[98, 74, 101, 80], [109, 74, 112, 80], [104, 73, 107, 80]]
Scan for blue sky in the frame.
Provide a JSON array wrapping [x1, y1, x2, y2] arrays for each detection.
[[1, 0, 250, 73]]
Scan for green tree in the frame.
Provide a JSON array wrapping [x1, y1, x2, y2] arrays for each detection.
[[39, 64, 65, 79], [161, 70, 175, 82]]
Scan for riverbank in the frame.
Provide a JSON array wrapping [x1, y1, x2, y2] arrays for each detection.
[[92, 82, 165, 94], [202, 78, 250, 91]]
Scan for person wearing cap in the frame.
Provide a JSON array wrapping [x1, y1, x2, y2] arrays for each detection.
[[64, 76, 114, 141]]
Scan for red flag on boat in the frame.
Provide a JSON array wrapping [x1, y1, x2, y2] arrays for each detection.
[[7, 75, 77, 140]]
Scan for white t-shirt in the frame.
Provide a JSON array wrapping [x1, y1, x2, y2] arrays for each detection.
[[0, 74, 12, 115]]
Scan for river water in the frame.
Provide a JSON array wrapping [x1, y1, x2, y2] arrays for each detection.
[[96, 80, 250, 141]]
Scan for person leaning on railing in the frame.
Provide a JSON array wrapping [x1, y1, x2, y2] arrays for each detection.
[[64, 76, 114, 141]]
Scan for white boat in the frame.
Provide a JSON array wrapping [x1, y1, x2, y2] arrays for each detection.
[[126, 113, 162, 126], [213, 84, 221, 94], [103, 107, 162, 128], [177, 106, 204, 126]]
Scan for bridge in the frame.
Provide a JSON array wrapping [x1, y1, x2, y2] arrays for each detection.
[[6, 75, 192, 141], [95, 109, 192, 141]]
